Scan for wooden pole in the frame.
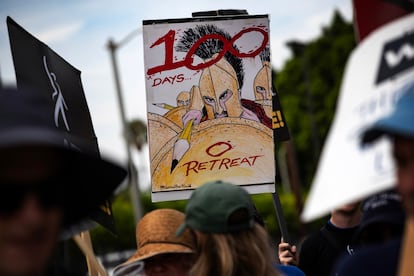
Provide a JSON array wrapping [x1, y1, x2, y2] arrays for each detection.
[[398, 216, 414, 276], [73, 231, 107, 276]]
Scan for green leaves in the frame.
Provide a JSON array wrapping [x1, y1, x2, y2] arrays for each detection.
[[275, 9, 356, 188]]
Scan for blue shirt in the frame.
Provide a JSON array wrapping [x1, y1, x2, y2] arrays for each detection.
[[277, 264, 306, 276]]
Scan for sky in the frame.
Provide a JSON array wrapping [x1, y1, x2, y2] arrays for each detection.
[[0, 0, 352, 190]]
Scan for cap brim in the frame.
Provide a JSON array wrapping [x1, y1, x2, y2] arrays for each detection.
[[113, 244, 193, 275], [361, 110, 414, 144], [175, 222, 187, 237]]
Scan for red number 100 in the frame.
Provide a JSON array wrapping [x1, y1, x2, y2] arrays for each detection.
[[147, 27, 268, 75]]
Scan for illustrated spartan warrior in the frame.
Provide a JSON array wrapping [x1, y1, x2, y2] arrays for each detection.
[[175, 24, 272, 129]]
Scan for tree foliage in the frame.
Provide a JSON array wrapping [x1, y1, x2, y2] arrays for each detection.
[[275, 10, 356, 188]]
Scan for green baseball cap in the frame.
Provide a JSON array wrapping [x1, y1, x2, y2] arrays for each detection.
[[176, 180, 254, 236]]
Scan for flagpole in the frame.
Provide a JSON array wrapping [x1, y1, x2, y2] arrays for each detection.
[[271, 86, 291, 243], [107, 31, 143, 223]]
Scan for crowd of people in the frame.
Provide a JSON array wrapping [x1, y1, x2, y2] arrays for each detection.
[[1, 45, 414, 276]]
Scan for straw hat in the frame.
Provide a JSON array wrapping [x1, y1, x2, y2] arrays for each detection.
[[113, 209, 195, 272]]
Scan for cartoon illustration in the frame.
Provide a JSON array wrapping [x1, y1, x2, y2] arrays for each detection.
[[176, 91, 190, 107], [143, 16, 276, 200], [253, 47, 273, 118]]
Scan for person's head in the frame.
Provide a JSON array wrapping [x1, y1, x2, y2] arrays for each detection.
[[176, 180, 279, 276], [0, 146, 64, 276], [362, 83, 414, 216], [329, 200, 362, 228], [353, 189, 405, 246], [334, 201, 361, 215], [0, 86, 127, 276], [113, 209, 195, 276]]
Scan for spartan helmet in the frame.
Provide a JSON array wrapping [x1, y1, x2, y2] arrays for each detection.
[[176, 91, 190, 107], [254, 61, 272, 101], [199, 54, 242, 119]]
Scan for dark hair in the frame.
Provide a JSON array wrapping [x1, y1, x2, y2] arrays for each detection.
[[228, 208, 250, 225], [251, 203, 266, 227]]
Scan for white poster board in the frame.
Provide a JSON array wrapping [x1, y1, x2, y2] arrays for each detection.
[[142, 14, 278, 202], [302, 13, 414, 222]]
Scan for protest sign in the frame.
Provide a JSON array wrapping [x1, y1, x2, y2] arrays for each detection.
[[301, 13, 414, 222], [143, 14, 288, 201]]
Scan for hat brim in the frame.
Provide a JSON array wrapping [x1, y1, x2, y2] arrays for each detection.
[[113, 243, 193, 274], [175, 222, 187, 237], [0, 127, 127, 227]]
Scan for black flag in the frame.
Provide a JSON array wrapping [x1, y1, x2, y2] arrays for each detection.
[[7, 16, 117, 235], [272, 86, 290, 141]]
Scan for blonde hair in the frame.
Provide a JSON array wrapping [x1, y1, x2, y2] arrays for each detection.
[[189, 224, 280, 276]]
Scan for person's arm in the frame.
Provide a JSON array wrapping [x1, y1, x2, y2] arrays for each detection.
[[278, 238, 298, 266]]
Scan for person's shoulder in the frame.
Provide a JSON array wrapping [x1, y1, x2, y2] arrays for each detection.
[[332, 238, 401, 276], [301, 227, 326, 247], [276, 264, 306, 276]]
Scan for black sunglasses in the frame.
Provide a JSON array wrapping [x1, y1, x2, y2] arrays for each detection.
[[0, 178, 64, 215]]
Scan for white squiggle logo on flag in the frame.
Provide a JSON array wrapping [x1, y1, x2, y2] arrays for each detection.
[[43, 56, 80, 151], [43, 55, 70, 131]]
